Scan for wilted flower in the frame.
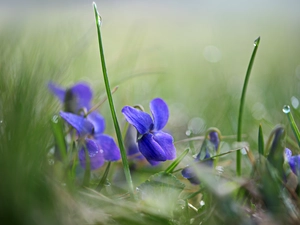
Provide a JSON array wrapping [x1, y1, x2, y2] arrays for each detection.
[[60, 111, 120, 170], [121, 98, 176, 165], [181, 130, 220, 185]]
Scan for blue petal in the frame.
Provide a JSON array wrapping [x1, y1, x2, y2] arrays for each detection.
[[94, 134, 121, 161], [153, 131, 176, 160], [209, 131, 219, 151], [78, 139, 104, 170], [125, 125, 145, 160], [122, 106, 153, 135], [60, 111, 94, 136], [138, 133, 166, 163], [87, 112, 105, 134], [288, 155, 300, 175], [69, 82, 93, 110], [285, 148, 292, 159], [48, 82, 66, 103], [181, 167, 200, 185], [150, 98, 169, 131]]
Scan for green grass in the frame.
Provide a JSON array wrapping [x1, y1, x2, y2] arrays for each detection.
[[1, 2, 300, 224]]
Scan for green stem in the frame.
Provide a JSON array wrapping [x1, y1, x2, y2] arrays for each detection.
[[236, 36, 260, 176], [93, 2, 134, 196]]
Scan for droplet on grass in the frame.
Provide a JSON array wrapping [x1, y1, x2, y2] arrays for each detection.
[[282, 105, 290, 114], [253, 36, 260, 46], [52, 115, 59, 123], [291, 96, 299, 109]]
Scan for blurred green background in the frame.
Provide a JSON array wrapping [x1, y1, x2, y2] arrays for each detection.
[[1, 0, 300, 224]]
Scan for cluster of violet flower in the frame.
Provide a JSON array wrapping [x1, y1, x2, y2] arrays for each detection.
[[48, 82, 176, 170]]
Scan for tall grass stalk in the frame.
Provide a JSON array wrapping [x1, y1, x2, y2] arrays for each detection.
[[92, 2, 134, 196], [236, 36, 260, 176]]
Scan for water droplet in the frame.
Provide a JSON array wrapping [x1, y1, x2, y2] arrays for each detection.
[[0, 120, 3, 124], [216, 166, 224, 175], [98, 15, 102, 26], [199, 200, 205, 207], [253, 37, 260, 47], [291, 96, 299, 109], [100, 149, 104, 153], [185, 130, 192, 136], [52, 115, 59, 123], [48, 159, 55, 165], [282, 105, 290, 114]]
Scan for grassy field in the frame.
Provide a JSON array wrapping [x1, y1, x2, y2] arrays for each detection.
[[1, 1, 300, 224]]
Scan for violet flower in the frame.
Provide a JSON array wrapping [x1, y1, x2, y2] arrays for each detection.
[[48, 82, 93, 114], [181, 130, 220, 185], [48, 82, 120, 170], [60, 111, 120, 170], [121, 98, 176, 165], [285, 148, 300, 175]]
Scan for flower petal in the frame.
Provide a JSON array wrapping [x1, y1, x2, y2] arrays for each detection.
[[87, 112, 105, 134], [153, 131, 176, 160], [60, 111, 93, 136], [288, 155, 300, 175], [78, 139, 104, 170], [69, 82, 93, 110], [48, 82, 66, 102], [138, 133, 166, 163], [125, 125, 145, 160], [285, 148, 292, 159], [122, 106, 153, 135], [94, 134, 121, 161], [150, 98, 169, 131], [209, 131, 219, 151], [181, 167, 200, 185]]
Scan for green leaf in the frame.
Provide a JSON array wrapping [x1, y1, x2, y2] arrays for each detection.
[[137, 172, 185, 216]]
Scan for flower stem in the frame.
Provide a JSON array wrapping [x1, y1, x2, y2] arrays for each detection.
[[93, 2, 134, 196], [236, 36, 260, 176]]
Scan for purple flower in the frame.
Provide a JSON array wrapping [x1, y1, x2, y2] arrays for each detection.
[[181, 130, 220, 185], [48, 81, 120, 170], [121, 98, 176, 165], [285, 148, 300, 175], [48, 82, 93, 114], [60, 111, 120, 170]]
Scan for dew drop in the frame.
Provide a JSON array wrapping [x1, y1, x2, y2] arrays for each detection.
[[291, 96, 299, 109], [52, 115, 59, 123], [253, 37, 260, 47], [185, 130, 192, 136], [48, 159, 55, 165], [100, 149, 104, 153], [282, 105, 290, 114], [199, 200, 205, 207]]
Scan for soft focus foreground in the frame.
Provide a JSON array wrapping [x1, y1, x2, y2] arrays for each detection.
[[1, 1, 300, 224]]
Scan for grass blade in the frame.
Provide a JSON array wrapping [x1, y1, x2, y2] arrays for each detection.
[[92, 2, 134, 196], [236, 36, 261, 176], [165, 148, 189, 174], [283, 105, 300, 147]]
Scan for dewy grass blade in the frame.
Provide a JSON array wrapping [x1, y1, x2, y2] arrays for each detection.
[[236, 36, 260, 176], [92, 2, 134, 196], [283, 105, 300, 147]]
